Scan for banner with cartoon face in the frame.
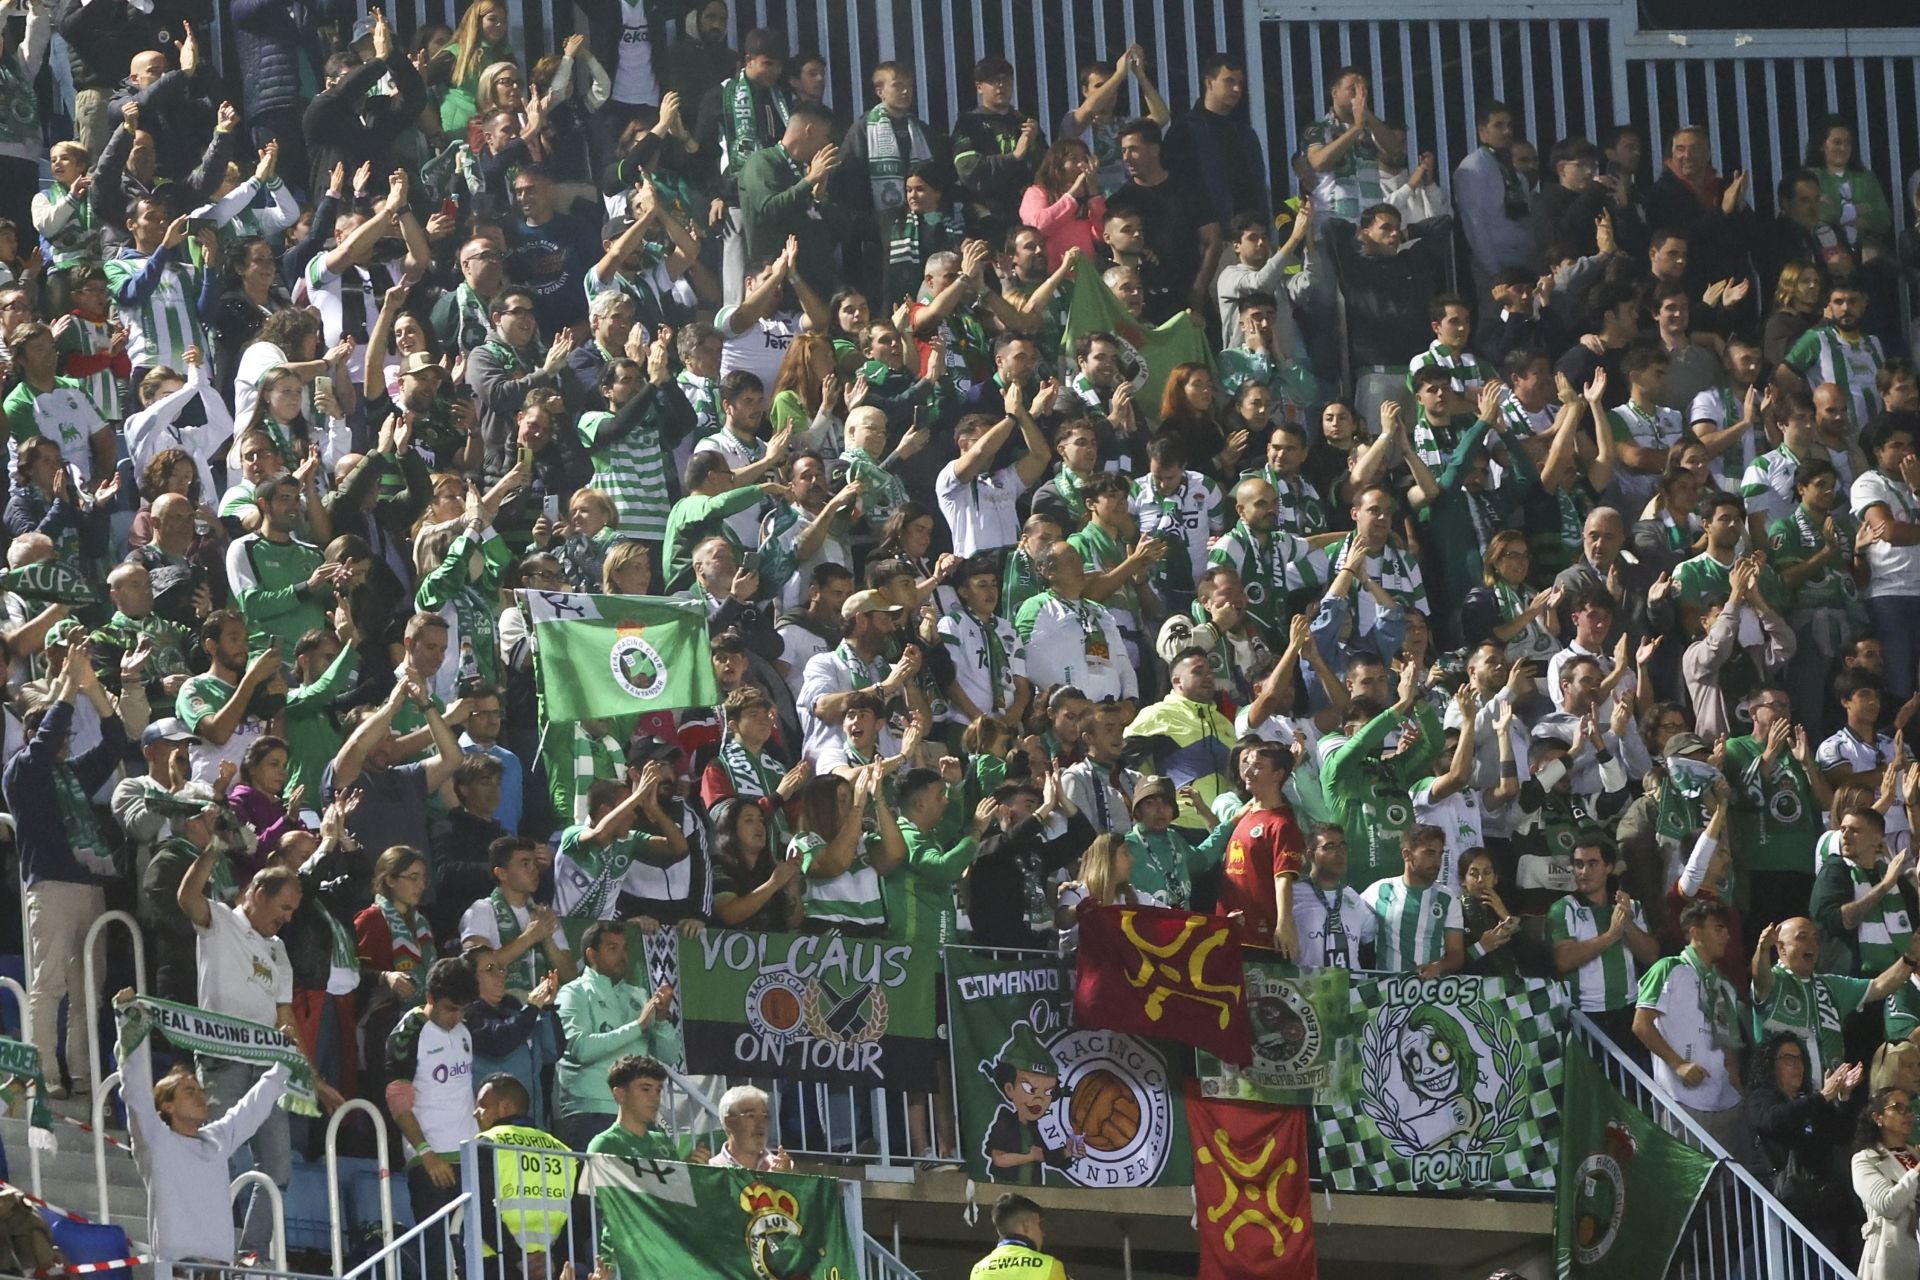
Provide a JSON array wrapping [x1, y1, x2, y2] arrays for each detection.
[[1314, 974, 1571, 1193], [678, 929, 940, 1087], [945, 946, 1191, 1190], [1196, 960, 1351, 1105]]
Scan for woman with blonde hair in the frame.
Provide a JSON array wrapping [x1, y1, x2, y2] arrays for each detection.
[[1019, 138, 1106, 268], [1480, 529, 1561, 662], [1057, 834, 1139, 939], [601, 537, 652, 595], [1764, 259, 1822, 367], [436, 0, 515, 135]]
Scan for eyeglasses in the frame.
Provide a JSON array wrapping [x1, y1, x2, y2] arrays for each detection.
[[512, 187, 540, 198], [497, 76, 521, 85], [394, 870, 427, 883], [498, 306, 535, 318], [463, 252, 505, 265]]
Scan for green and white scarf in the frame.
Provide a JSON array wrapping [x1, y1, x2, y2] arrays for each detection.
[[864, 105, 933, 210], [1683, 945, 1742, 1053], [842, 444, 906, 531], [0, 1035, 55, 1150], [489, 888, 540, 995], [54, 762, 113, 877], [562, 833, 641, 922], [377, 894, 436, 969], [720, 76, 791, 177], [118, 994, 319, 1115], [718, 732, 792, 846], [0, 559, 97, 606]]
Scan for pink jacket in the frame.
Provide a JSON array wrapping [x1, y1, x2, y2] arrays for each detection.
[[1018, 186, 1105, 269]]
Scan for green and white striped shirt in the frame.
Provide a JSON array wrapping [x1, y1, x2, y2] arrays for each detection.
[[1751, 965, 1868, 1083], [579, 405, 672, 540], [1319, 534, 1427, 617], [104, 249, 205, 372], [1784, 325, 1884, 429], [795, 830, 888, 930], [1206, 522, 1328, 638], [1547, 893, 1646, 1012], [1360, 877, 1464, 973]]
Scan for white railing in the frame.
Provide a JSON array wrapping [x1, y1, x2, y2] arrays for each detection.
[[229, 1170, 289, 1274], [864, 1232, 920, 1280], [80, 910, 144, 1107], [325, 1097, 397, 1280], [89, 1070, 120, 1222], [1570, 1011, 1854, 1280], [0, 975, 40, 1199]]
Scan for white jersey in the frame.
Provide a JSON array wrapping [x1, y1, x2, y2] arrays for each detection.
[[936, 462, 1026, 557], [691, 429, 768, 549], [1291, 880, 1375, 972], [936, 608, 1026, 725], [1411, 777, 1484, 892]]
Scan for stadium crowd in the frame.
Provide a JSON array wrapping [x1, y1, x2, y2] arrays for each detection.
[[0, 0, 1917, 1272]]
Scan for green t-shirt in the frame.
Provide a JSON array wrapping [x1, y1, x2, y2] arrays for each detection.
[[585, 1121, 681, 1160], [229, 534, 329, 654], [1723, 735, 1821, 874], [1751, 965, 1868, 1083]]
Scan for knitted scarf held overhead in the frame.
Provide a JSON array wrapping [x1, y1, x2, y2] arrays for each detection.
[[722, 75, 791, 177], [117, 994, 319, 1115]]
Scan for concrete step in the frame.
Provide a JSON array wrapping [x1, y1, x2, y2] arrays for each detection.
[[0, 1114, 144, 1190]]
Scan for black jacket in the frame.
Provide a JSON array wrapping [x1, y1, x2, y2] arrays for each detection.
[[1324, 216, 1453, 378], [301, 53, 427, 202], [967, 813, 1096, 949], [58, 0, 167, 93]]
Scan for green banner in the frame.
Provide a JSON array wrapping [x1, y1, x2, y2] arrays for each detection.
[[945, 947, 1191, 1190], [585, 1152, 861, 1280], [1314, 975, 1569, 1193], [1061, 255, 1213, 415], [678, 929, 938, 1087], [1197, 960, 1351, 1104], [1556, 1041, 1718, 1279], [529, 591, 718, 721]]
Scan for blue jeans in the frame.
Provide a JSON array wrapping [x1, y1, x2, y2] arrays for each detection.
[[1868, 594, 1920, 701]]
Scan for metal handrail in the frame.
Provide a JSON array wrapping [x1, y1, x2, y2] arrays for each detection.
[[344, 1192, 470, 1280], [90, 1070, 121, 1221], [863, 1232, 919, 1280], [229, 1170, 288, 1273], [1569, 1011, 1854, 1279], [325, 1097, 396, 1280], [80, 910, 145, 1105]]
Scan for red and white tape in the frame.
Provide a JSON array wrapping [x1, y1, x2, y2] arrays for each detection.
[[2, 1181, 150, 1273]]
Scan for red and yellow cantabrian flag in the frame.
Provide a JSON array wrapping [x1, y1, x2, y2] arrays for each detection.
[[1073, 904, 1253, 1064], [1184, 1085, 1317, 1280]]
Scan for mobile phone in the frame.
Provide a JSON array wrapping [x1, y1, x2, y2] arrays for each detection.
[[542, 493, 561, 521], [741, 550, 763, 575], [184, 216, 215, 235], [516, 444, 533, 470], [313, 374, 334, 404]]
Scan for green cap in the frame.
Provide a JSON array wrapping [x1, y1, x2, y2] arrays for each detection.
[[993, 1021, 1056, 1076]]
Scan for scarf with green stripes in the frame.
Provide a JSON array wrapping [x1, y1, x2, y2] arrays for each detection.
[[721, 76, 790, 176], [118, 994, 319, 1115], [864, 105, 933, 211], [0, 1036, 55, 1150]]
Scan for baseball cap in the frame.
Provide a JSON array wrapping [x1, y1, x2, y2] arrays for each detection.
[[399, 352, 444, 379], [141, 717, 200, 748], [841, 590, 906, 622], [1664, 732, 1711, 758]]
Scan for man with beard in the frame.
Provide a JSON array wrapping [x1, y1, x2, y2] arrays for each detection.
[[1014, 541, 1134, 704], [1513, 695, 1633, 911], [229, 475, 346, 654], [177, 610, 284, 784], [797, 590, 925, 763], [763, 453, 864, 611], [776, 564, 851, 699], [1360, 823, 1465, 975], [1207, 476, 1327, 647], [124, 492, 219, 629]]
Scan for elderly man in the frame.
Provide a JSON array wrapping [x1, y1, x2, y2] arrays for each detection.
[[554, 922, 680, 1152], [1753, 917, 1918, 1084], [1552, 506, 1670, 641], [1014, 541, 1136, 704], [711, 1085, 792, 1171]]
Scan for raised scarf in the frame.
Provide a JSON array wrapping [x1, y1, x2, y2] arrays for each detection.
[[722, 76, 791, 176], [719, 731, 792, 846], [119, 994, 318, 1115]]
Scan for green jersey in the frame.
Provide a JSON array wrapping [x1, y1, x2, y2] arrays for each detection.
[[662, 485, 766, 593], [883, 814, 976, 947], [1547, 893, 1646, 1013], [1751, 965, 1868, 1083], [227, 533, 328, 654], [1722, 735, 1822, 875], [579, 400, 674, 541], [1673, 550, 1787, 615], [1322, 702, 1443, 886], [1783, 325, 1884, 428]]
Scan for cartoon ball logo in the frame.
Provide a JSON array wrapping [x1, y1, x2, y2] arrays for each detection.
[[609, 624, 669, 700]]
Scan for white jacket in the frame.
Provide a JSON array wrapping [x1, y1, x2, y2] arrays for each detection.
[[1852, 1145, 1920, 1280]]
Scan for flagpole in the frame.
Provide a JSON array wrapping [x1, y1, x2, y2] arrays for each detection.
[[1120, 1220, 1132, 1279]]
